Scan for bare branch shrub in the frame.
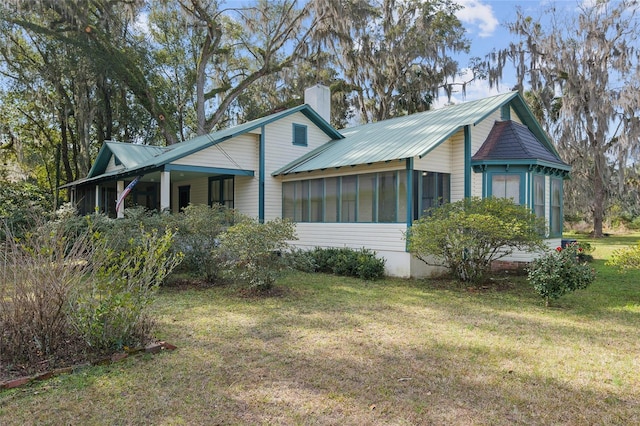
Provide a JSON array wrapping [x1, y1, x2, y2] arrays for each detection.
[[0, 220, 95, 364]]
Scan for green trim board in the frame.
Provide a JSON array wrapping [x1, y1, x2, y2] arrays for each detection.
[[259, 126, 266, 222], [164, 164, 254, 177]]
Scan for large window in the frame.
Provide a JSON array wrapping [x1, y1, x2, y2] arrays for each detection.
[[551, 178, 562, 236], [282, 170, 447, 223], [341, 176, 357, 222], [209, 175, 234, 208], [491, 174, 521, 203], [413, 171, 450, 218], [283, 170, 410, 223], [378, 171, 397, 223], [358, 173, 375, 222], [533, 175, 545, 219]]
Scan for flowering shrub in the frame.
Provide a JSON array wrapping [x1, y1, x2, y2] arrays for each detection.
[[606, 241, 640, 271], [528, 243, 596, 306]]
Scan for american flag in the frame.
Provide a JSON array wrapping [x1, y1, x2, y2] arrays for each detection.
[[115, 176, 143, 212]]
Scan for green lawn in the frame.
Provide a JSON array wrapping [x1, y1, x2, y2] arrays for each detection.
[[1, 235, 639, 425]]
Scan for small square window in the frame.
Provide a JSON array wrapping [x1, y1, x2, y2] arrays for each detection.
[[292, 123, 307, 146]]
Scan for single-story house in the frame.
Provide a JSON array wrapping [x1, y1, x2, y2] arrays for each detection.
[[63, 85, 571, 277]]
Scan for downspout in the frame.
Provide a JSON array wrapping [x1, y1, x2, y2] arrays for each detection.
[[259, 126, 265, 223]]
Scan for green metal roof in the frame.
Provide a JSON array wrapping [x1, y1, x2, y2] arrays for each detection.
[[87, 142, 168, 178], [76, 104, 342, 185], [273, 91, 555, 175]]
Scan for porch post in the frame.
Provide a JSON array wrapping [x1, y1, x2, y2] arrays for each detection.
[[116, 180, 125, 218], [160, 171, 171, 212]]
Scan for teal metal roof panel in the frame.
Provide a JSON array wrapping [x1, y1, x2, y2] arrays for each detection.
[[274, 92, 521, 175], [83, 104, 342, 183], [87, 141, 168, 178]]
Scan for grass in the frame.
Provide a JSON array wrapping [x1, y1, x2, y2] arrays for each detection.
[[1, 235, 639, 425]]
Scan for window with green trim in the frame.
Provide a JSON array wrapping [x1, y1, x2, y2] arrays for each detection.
[[282, 171, 409, 223], [491, 174, 521, 203], [413, 171, 450, 218], [551, 178, 562, 236], [209, 176, 234, 208], [292, 123, 307, 146], [533, 175, 545, 219]]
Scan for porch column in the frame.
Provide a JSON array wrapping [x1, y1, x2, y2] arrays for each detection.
[[116, 180, 125, 218], [95, 185, 100, 213], [160, 171, 171, 212]]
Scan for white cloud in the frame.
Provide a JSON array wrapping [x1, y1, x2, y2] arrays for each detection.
[[455, 0, 499, 38]]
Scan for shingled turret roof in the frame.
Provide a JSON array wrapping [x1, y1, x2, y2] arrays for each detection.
[[472, 120, 570, 170]]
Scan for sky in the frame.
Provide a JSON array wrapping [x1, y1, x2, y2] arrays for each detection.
[[443, 0, 588, 106]]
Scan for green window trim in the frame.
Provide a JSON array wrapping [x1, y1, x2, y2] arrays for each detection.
[[486, 171, 525, 205], [282, 169, 449, 223]]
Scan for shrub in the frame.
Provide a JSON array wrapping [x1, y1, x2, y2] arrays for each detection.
[[606, 241, 640, 271], [69, 226, 183, 351], [528, 243, 596, 307], [407, 197, 546, 283], [215, 217, 296, 291], [0, 214, 183, 366], [0, 222, 94, 364], [289, 247, 386, 280], [170, 204, 234, 282]]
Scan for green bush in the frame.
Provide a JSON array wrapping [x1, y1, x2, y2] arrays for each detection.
[[290, 247, 386, 280], [528, 243, 596, 307], [170, 204, 235, 282], [606, 241, 640, 271], [215, 217, 297, 291], [0, 213, 183, 366], [68, 226, 183, 351], [407, 197, 546, 283]]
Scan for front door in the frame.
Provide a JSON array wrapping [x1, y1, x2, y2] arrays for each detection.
[[178, 185, 190, 211]]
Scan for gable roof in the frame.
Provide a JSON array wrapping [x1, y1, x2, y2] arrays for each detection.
[[273, 91, 558, 176], [472, 120, 570, 170], [76, 104, 342, 184]]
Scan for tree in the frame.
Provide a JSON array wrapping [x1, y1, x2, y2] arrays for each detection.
[[489, 1, 640, 237], [322, 0, 473, 123], [0, 0, 164, 191], [406, 197, 546, 283]]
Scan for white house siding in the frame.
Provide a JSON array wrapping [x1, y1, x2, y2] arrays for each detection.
[[234, 175, 259, 217], [292, 223, 413, 276], [105, 155, 123, 173], [510, 107, 523, 124], [449, 129, 466, 201], [414, 138, 451, 173], [470, 109, 503, 198], [171, 133, 259, 171], [263, 113, 339, 220]]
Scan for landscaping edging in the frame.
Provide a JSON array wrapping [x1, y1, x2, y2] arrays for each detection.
[[0, 341, 177, 390]]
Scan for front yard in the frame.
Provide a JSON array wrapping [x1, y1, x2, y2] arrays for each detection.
[[1, 235, 639, 425]]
